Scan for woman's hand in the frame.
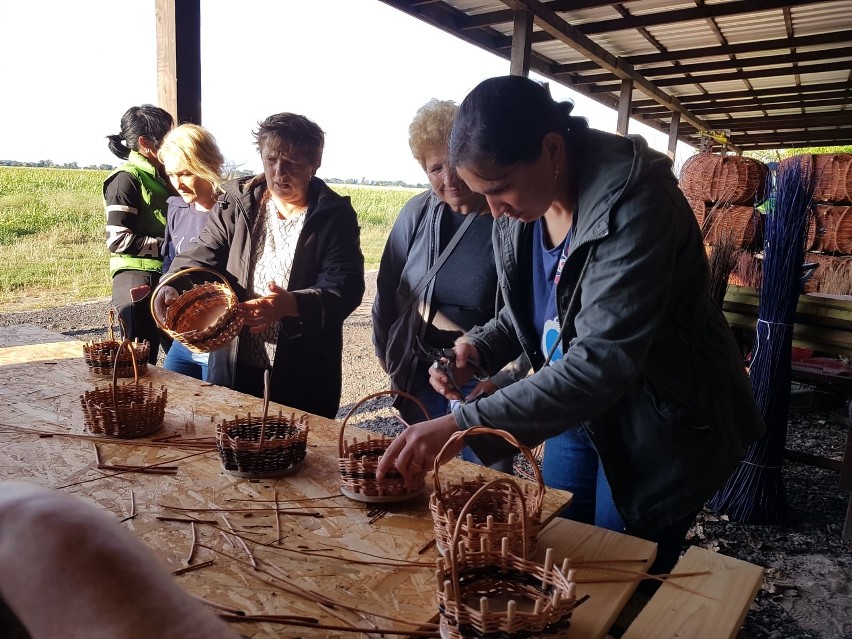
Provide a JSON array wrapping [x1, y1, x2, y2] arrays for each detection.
[[240, 282, 298, 333], [151, 285, 179, 323], [428, 342, 482, 401], [376, 413, 461, 490]]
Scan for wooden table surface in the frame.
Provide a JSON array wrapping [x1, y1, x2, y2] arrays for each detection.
[[0, 325, 658, 638]]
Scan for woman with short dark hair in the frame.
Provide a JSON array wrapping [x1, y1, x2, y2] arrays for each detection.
[[166, 112, 364, 418]]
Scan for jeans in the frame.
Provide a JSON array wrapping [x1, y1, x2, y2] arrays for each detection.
[[542, 424, 625, 532], [163, 340, 209, 381]]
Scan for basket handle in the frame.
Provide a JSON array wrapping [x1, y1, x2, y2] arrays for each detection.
[[446, 477, 529, 608], [432, 425, 545, 511], [259, 369, 271, 446], [150, 265, 235, 331], [337, 389, 430, 456], [111, 338, 139, 414]]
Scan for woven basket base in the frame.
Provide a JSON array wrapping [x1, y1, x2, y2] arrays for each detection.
[[340, 485, 425, 504], [222, 458, 305, 479], [86, 420, 164, 439]]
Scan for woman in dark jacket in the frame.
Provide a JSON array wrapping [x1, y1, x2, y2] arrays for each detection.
[[166, 113, 365, 418], [378, 76, 764, 576]]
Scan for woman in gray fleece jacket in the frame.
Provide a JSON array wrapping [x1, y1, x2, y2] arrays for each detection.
[[378, 76, 764, 577]]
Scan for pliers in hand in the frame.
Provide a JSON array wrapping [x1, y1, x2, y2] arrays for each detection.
[[414, 336, 487, 402]]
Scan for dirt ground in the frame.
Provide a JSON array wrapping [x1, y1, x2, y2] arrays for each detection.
[[0, 271, 850, 638]]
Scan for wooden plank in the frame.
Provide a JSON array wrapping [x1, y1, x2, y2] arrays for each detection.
[[622, 546, 763, 639], [0, 327, 578, 639], [534, 518, 657, 639], [0, 324, 72, 347]]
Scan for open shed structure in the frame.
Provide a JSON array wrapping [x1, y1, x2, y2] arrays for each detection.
[[156, 0, 852, 157]]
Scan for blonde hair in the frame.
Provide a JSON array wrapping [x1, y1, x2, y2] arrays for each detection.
[[408, 99, 458, 169], [158, 123, 226, 192]]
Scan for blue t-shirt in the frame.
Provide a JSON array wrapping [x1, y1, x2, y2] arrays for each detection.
[[530, 219, 570, 364], [162, 198, 209, 272]]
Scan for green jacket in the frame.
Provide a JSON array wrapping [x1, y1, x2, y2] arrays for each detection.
[[104, 151, 169, 276]]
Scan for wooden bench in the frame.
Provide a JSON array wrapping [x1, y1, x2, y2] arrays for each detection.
[[722, 285, 852, 542], [621, 546, 764, 639]]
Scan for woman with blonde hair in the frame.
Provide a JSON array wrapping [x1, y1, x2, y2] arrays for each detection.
[[157, 123, 226, 379]]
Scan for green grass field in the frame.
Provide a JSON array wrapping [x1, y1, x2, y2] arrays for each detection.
[[0, 166, 416, 310]]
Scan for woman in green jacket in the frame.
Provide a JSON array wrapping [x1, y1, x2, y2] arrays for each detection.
[[103, 104, 174, 364]]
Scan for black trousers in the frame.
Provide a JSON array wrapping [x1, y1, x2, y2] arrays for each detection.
[[111, 270, 164, 365]]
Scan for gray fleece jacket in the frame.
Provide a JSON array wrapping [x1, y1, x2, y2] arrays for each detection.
[[456, 128, 764, 537]]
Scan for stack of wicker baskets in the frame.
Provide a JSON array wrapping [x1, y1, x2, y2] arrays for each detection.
[[790, 154, 852, 295], [679, 153, 769, 251], [435, 478, 578, 639], [430, 426, 545, 557]]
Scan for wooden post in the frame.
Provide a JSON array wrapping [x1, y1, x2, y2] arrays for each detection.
[[668, 111, 681, 160], [616, 78, 633, 136], [155, 0, 201, 125], [510, 9, 533, 77]]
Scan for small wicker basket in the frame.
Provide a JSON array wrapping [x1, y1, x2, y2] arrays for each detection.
[[82, 309, 149, 377], [216, 371, 309, 478], [152, 266, 243, 354], [436, 478, 578, 639], [80, 339, 167, 438], [431, 426, 546, 558], [338, 390, 430, 503]]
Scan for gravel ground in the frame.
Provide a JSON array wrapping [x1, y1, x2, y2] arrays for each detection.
[[1, 270, 850, 638]]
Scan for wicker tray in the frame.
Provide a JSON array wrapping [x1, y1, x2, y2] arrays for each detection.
[[338, 389, 430, 503], [79, 339, 166, 438], [436, 478, 578, 639], [431, 426, 546, 558], [216, 370, 309, 478], [152, 266, 243, 354], [82, 309, 149, 377]]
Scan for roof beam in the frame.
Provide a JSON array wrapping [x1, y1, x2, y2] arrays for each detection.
[[538, 0, 829, 38], [702, 112, 852, 131], [632, 81, 852, 107], [633, 94, 851, 117], [495, 0, 716, 141], [459, 0, 629, 29], [563, 47, 852, 84]]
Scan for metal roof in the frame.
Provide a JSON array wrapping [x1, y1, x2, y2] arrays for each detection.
[[378, 0, 852, 153]]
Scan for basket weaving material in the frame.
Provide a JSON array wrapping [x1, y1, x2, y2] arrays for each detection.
[[679, 153, 719, 202], [685, 195, 707, 228], [82, 309, 149, 377], [338, 390, 430, 502], [716, 156, 769, 205], [812, 154, 852, 203], [436, 479, 577, 639], [217, 412, 309, 478], [153, 267, 243, 354], [431, 426, 546, 558], [79, 340, 166, 438]]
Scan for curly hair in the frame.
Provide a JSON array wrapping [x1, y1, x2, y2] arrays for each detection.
[[253, 113, 325, 168], [408, 99, 458, 169], [158, 124, 226, 192]]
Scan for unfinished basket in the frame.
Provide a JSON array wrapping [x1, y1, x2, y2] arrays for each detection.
[[436, 478, 578, 639], [82, 308, 149, 377], [338, 389, 430, 503], [707, 204, 760, 249], [152, 266, 243, 354], [80, 339, 167, 438], [216, 370, 309, 478], [431, 426, 545, 558]]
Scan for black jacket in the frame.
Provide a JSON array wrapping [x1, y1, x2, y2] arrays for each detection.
[[170, 175, 365, 418]]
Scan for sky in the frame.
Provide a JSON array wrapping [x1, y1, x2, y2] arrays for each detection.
[[0, 0, 687, 185]]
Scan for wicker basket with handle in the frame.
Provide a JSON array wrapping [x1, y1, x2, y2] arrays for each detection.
[[79, 339, 167, 438], [152, 266, 243, 354], [431, 426, 546, 558], [436, 478, 578, 639], [338, 389, 430, 503], [82, 308, 149, 377]]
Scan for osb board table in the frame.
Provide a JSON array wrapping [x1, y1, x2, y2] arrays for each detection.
[[0, 324, 603, 638]]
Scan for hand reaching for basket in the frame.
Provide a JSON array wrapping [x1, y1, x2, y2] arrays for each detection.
[[240, 282, 298, 333], [376, 413, 462, 489]]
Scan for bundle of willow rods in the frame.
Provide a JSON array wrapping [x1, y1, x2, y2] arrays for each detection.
[[708, 158, 813, 523]]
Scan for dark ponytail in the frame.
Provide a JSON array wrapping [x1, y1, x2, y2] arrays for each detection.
[[106, 104, 173, 161], [449, 76, 587, 169]]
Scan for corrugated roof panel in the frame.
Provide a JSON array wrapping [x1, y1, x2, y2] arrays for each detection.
[[790, 2, 852, 33], [592, 31, 660, 56], [649, 20, 724, 50], [717, 13, 790, 42]]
